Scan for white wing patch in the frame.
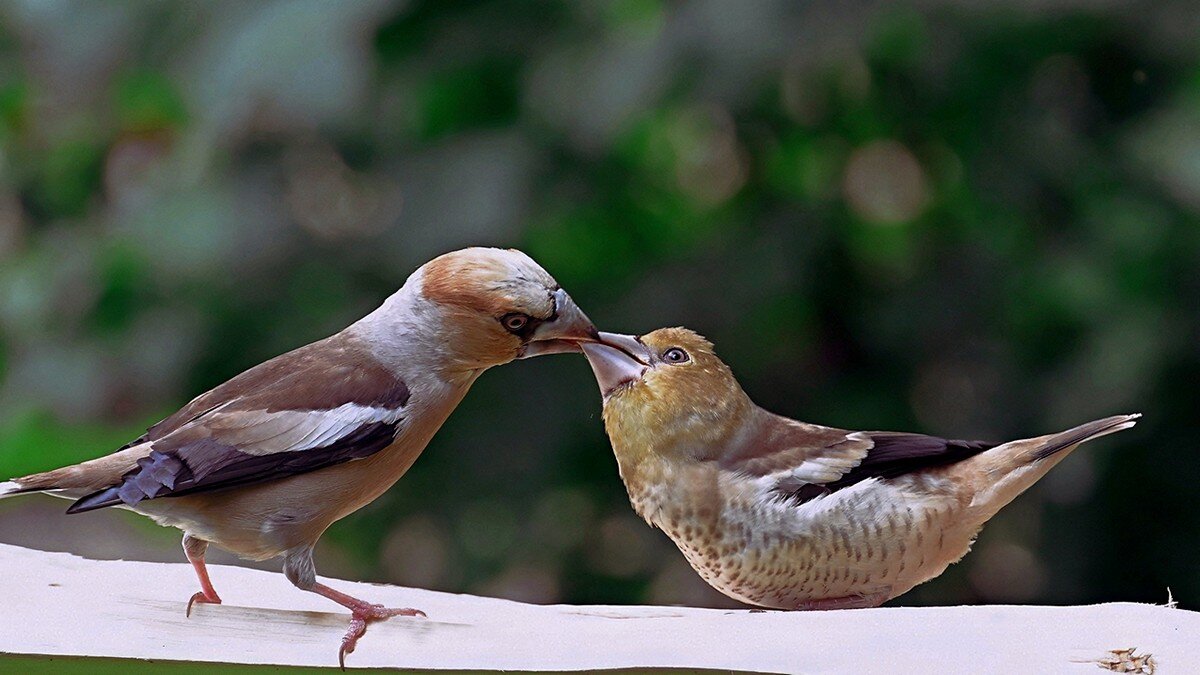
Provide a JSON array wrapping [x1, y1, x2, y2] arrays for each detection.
[[178, 403, 405, 456], [754, 431, 872, 488]]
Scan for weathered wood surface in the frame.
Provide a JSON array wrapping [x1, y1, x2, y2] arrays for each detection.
[[0, 543, 1193, 672]]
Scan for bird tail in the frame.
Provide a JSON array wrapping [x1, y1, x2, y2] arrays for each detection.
[[0, 480, 27, 499], [1, 464, 104, 502], [965, 413, 1140, 520], [1024, 413, 1141, 463], [0, 444, 147, 506]]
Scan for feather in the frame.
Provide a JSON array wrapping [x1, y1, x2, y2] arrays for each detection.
[[774, 432, 997, 506], [0, 481, 22, 499], [68, 420, 401, 513]]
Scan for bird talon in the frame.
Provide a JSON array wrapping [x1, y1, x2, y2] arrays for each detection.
[[185, 590, 221, 617], [338, 621, 364, 670]]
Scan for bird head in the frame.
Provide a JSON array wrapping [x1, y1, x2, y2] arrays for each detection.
[[581, 328, 751, 461], [415, 247, 599, 370]]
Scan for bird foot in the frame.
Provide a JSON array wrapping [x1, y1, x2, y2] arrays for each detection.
[[338, 603, 426, 669], [186, 590, 222, 617]]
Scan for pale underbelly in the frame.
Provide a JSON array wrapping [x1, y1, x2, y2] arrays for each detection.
[[656, 490, 982, 609]]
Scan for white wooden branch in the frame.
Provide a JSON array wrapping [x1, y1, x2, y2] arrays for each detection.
[[0, 542, 1193, 672]]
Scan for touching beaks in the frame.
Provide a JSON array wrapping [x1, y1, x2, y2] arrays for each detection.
[[580, 332, 651, 397], [517, 288, 601, 359]]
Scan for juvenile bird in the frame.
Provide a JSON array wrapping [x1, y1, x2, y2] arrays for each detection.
[[580, 328, 1138, 610], [0, 247, 598, 666]]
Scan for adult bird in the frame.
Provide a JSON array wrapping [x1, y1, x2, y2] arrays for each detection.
[[580, 328, 1138, 611], [0, 247, 598, 666]]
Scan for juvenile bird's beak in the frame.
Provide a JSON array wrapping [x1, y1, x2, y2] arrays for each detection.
[[580, 332, 651, 396], [517, 288, 601, 359]]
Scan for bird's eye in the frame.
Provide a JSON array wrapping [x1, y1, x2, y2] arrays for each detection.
[[662, 347, 690, 364], [501, 313, 530, 333]]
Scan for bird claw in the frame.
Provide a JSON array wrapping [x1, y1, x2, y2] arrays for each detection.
[[185, 590, 222, 617], [337, 604, 426, 670]]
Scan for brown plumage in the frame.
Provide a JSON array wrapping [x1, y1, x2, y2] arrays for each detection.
[[581, 328, 1139, 610], [0, 247, 599, 667]]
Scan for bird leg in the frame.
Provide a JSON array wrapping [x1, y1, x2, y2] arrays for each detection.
[[284, 548, 425, 668], [182, 534, 222, 616]]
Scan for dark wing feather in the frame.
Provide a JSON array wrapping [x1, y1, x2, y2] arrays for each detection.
[[778, 432, 997, 505], [67, 420, 399, 513]]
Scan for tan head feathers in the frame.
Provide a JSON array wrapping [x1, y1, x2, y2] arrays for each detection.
[[421, 247, 558, 319]]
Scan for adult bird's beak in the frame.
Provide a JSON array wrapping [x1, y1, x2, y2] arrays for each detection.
[[517, 288, 601, 359], [580, 332, 651, 396]]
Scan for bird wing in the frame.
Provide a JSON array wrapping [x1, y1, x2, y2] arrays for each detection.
[[67, 335, 410, 513], [719, 417, 873, 483], [721, 414, 997, 505]]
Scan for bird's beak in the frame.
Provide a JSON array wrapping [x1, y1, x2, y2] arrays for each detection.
[[517, 288, 601, 359], [580, 332, 651, 397]]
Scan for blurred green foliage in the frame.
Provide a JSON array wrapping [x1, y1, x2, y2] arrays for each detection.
[[0, 0, 1196, 615]]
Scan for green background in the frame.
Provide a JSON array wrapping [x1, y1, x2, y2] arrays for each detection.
[[0, 0, 1195, 614]]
